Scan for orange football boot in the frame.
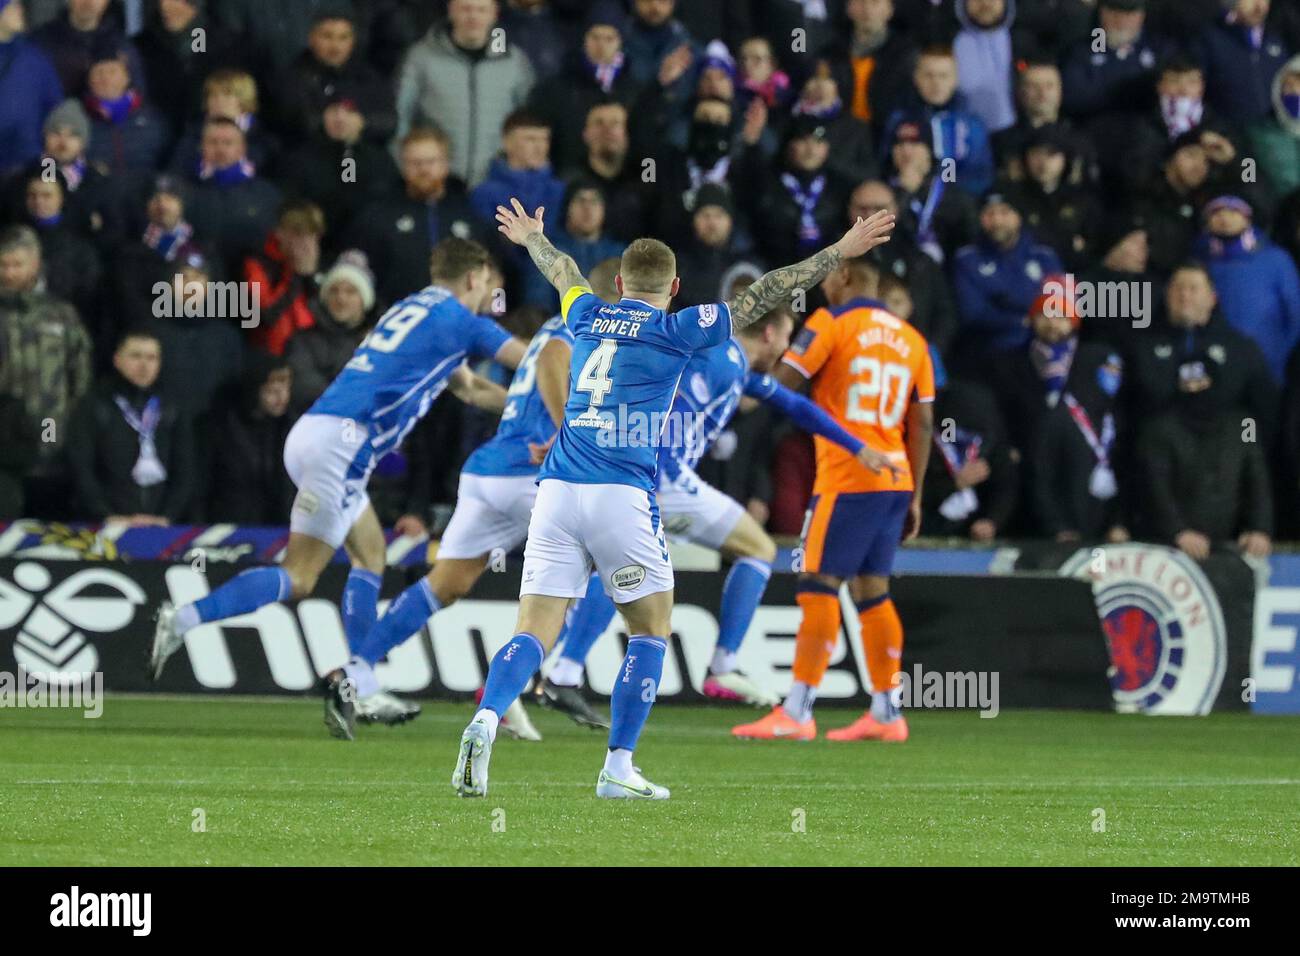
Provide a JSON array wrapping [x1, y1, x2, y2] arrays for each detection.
[[731, 706, 816, 741], [825, 712, 909, 742]]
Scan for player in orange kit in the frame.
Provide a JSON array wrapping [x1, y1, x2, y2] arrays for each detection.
[[732, 257, 933, 742]]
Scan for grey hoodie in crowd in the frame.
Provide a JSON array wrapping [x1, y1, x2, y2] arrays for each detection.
[[394, 23, 535, 186], [954, 0, 1018, 134]]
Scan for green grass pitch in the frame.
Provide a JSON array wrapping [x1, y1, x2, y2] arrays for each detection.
[[2, 697, 1298, 866]]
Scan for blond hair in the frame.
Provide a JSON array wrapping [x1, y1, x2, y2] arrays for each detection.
[[204, 69, 259, 115], [619, 238, 676, 296]]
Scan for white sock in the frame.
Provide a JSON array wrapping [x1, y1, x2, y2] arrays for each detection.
[[603, 747, 634, 779], [870, 689, 901, 723], [868, 686, 899, 723], [709, 647, 737, 676], [174, 603, 200, 635], [783, 681, 816, 724], [548, 658, 584, 687], [473, 707, 500, 742], [342, 657, 379, 697]]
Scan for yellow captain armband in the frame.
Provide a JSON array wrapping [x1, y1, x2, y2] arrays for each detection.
[[560, 286, 593, 323]]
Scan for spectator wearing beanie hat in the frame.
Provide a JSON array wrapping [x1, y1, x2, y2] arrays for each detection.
[[1007, 281, 1132, 542], [883, 115, 978, 263], [881, 46, 995, 197], [674, 182, 764, 308], [287, 249, 375, 409], [4, 98, 125, 246], [1007, 123, 1102, 272], [521, 180, 623, 312], [280, 87, 401, 242], [785, 65, 876, 188], [148, 242, 246, 421], [1194, 194, 1300, 384], [1076, 210, 1157, 354], [951, 188, 1063, 373], [0, 0, 65, 177], [990, 279, 1127, 534], [111, 174, 198, 346], [1131, 129, 1219, 277], [741, 112, 853, 267]]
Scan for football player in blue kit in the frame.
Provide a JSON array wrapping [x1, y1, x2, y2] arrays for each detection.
[[324, 260, 625, 740], [454, 198, 896, 799], [537, 305, 892, 710], [147, 239, 527, 739]]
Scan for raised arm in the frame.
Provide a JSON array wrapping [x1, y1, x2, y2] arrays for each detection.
[[494, 198, 587, 294], [727, 211, 896, 330]]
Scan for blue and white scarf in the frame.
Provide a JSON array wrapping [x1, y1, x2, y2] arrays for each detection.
[[113, 395, 167, 487]]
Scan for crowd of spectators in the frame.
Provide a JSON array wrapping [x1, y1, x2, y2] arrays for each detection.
[[2, 0, 1300, 562]]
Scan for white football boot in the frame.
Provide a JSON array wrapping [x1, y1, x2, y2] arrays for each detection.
[[149, 601, 184, 681], [452, 716, 494, 797], [596, 768, 670, 800], [354, 690, 422, 725]]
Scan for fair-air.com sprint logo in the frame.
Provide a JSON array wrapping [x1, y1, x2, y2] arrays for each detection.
[[0, 561, 146, 683], [1061, 544, 1227, 714]]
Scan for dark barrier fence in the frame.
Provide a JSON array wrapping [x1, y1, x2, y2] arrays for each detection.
[[1, 557, 1115, 709]]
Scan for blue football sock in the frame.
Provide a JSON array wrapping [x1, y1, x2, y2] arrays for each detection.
[[480, 632, 546, 716], [717, 557, 772, 655], [353, 577, 440, 666], [341, 568, 382, 653], [559, 572, 617, 665], [608, 636, 667, 752], [187, 566, 291, 628]]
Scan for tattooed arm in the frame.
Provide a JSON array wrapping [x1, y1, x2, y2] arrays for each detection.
[[727, 211, 896, 330], [495, 198, 587, 293]]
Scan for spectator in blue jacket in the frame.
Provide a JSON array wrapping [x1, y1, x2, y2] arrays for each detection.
[[522, 181, 623, 311], [82, 41, 167, 179], [1060, 0, 1168, 119], [1193, 0, 1291, 125], [883, 45, 994, 197], [470, 109, 566, 283], [951, 188, 1064, 370], [0, 0, 64, 177], [1194, 194, 1300, 384]]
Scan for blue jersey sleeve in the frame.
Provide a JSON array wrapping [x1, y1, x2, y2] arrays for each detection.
[[742, 371, 780, 401], [667, 301, 733, 353], [755, 374, 866, 456], [465, 313, 513, 360]]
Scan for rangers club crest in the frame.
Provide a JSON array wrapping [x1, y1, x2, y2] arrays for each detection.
[[1061, 544, 1226, 714]]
